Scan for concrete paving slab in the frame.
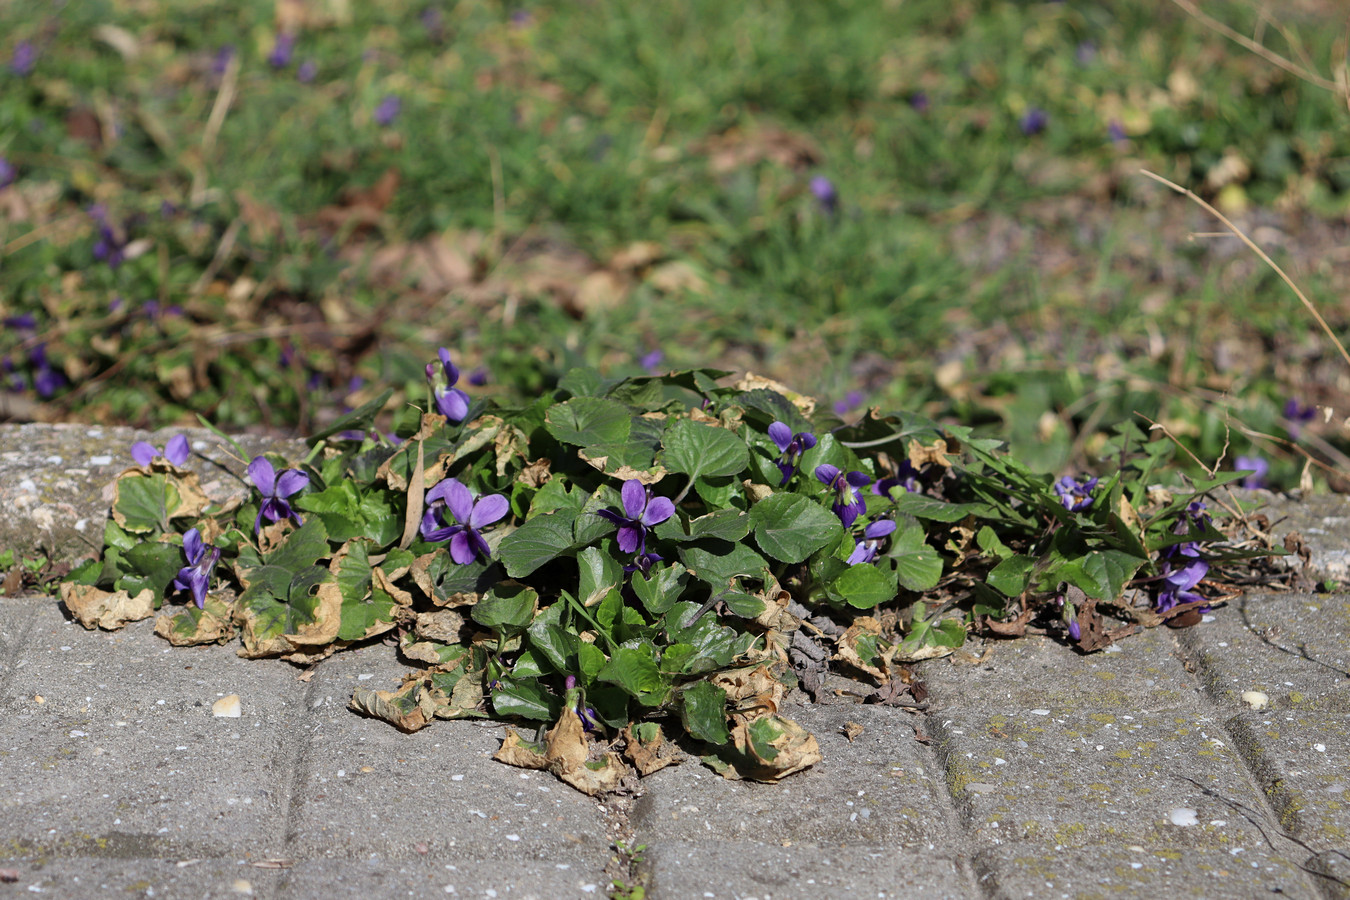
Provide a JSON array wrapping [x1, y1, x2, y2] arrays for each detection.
[[288, 644, 616, 874], [0, 857, 283, 900], [632, 701, 974, 898], [0, 599, 309, 857], [919, 623, 1325, 897], [275, 857, 609, 899]]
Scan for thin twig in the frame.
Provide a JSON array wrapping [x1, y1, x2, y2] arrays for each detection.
[[1140, 169, 1350, 372], [1167, 0, 1338, 92]]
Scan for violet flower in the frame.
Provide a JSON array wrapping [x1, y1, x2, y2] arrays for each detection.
[[90, 205, 126, 268], [873, 460, 922, 499], [29, 344, 65, 398], [1107, 120, 1127, 146], [248, 456, 309, 533], [1054, 475, 1097, 512], [131, 433, 190, 467], [639, 349, 664, 374], [909, 91, 929, 112], [847, 519, 897, 565], [1284, 399, 1316, 439], [1019, 108, 1048, 136], [597, 480, 675, 556], [420, 477, 509, 564], [0, 157, 14, 189], [297, 60, 317, 83], [173, 528, 220, 610], [1156, 542, 1208, 613], [563, 675, 601, 733], [768, 422, 816, 485], [11, 41, 36, 76], [1235, 455, 1268, 490], [268, 32, 296, 69], [815, 464, 870, 528], [212, 45, 235, 76], [426, 347, 470, 422], [810, 175, 838, 215], [374, 95, 401, 127]]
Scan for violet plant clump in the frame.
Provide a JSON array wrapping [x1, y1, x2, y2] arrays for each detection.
[[63, 357, 1271, 792]]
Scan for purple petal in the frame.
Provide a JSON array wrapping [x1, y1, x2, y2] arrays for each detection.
[[444, 479, 475, 524], [1068, 618, 1081, 641], [768, 422, 792, 452], [846, 471, 871, 488], [596, 508, 625, 525], [616, 524, 643, 554], [247, 456, 276, 495], [469, 494, 509, 529], [165, 433, 190, 466], [800, 433, 817, 450], [274, 469, 310, 499], [846, 542, 871, 565], [131, 442, 157, 467], [862, 519, 896, 539], [438, 348, 459, 385], [182, 528, 204, 565], [449, 531, 476, 565], [426, 479, 455, 507], [815, 464, 840, 486], [641, 496, 675, 527], [436, 387, 470, 422], [620, 480, 647, 519]]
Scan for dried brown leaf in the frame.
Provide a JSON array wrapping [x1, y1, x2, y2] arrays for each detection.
[[60, 583, 155, 630]]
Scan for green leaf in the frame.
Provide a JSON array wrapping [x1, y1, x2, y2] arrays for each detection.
[[746, 717, 783, 762], [472, 583, 539, 632], [721, 590, 765, 618], [887, 520, 944, 591], [598, 647, 667, 703], [631, 562, 690, 614], [122, 541, 184, 599], [892, 493, 993, 522], [749, 493, 843, 564], [659, 643, 696, 674], [545, 397, 632, 447], [986, 554, 1035, 597], [577, 546, 624, 607], [1078, 550, 1146, 600], [655, 508, 750, 543], [114, 473, 179, 533], [306, 388, 394, 447], [827, 563, 897, 609], [491, 678, 561, 721], [264, 519, 331, 572], [678, 541, 768, 588], [103, 520, 136, 552], [680, 681, 730, 745], [295, 482, 400, 546], [577, 641, 608, 683], [498, 508, 579, 578], [658, 419, 749, 481]]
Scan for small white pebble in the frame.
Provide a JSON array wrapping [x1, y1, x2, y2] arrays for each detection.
[[451, 774, 464, 781], [1029, 709, 1050, 716], [232, 880, 254, 896], [357, 674, 374, 681], [212, 695, 242, 718], [89, 455, 113, 466], [1169, 808, 1199, 827], [1241, 691, 1269, 710], [44, 455, 62, 465], [505, 834, 520, 842], [1315, 744, 1326, 753]]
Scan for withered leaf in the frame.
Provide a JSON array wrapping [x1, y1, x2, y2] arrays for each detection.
[[61, 583, 155, 631]]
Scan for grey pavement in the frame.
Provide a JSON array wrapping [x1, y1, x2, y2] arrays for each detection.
[[2, 425, 1349, 899]]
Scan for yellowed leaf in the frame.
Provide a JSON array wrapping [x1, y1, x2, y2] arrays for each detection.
[[60, 583, 155, 631]]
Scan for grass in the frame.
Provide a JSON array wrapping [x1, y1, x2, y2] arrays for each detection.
[[2, 0, 1349, 489]]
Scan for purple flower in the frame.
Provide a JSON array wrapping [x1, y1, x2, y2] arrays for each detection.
[[810, 175, 838, 214], [909, 91, 929, 112], [1054, 475, 1097, 512], [833, 390, 864, 417], [1067, 617, 1081, 641], [11, 41, 36, 77], [90, 205, 126, 268], [426, 347, 470, 422], [268, 32, 296, 69], [0, 157, 14, 189], [4, 312, 35, 330], [420, 478, 509, 564], [639, 349, 664, 373], [248, 456, 309, 533], [1019, 108, 1048, 136], [563, 675, 601, 732], [29, 344, 65, 398], [468, 367, 489, 387], [1156, 542, 1208, 613], [873, 461, 922, 499], [1235, 455, 1268, 490], [815, 464, 871, 528], [846, 519, 897, 565], [173, 528, 220, 610], [767, 422, 817, 485], [131, 433, 190, 467], [597, 480, 675, 556], [297, 59, 317, 83], [510, 9, 533, 27], [374, 94, 401, 127], [1284, 398, 1316, 439], [212, 45, 235, 76]]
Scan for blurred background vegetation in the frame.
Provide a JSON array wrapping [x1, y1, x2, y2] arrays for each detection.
[[2, 0, 1349, 488]]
